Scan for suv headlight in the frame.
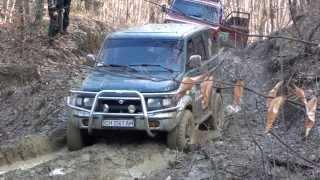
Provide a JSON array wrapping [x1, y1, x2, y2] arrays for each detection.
[[147, 98, 162, 108], [83, 97, 94, 107], [162, 98, 174, 107], [147, 98, 174, 109], [75, 97, 83, 106], [75, 97, 94, 107]]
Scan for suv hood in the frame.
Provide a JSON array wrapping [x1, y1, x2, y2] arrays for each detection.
[[81, 69, 181, 93]]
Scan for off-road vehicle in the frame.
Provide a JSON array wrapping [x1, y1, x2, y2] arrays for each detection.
[[67, 23, 224, 151], [162, 0, 250, 48]]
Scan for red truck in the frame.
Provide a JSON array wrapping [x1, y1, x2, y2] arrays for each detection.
[[162, 0, 250, 48]]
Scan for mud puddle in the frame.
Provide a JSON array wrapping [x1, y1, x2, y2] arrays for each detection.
[[0, 128, 217, 179], [1, 143, 175, 179]]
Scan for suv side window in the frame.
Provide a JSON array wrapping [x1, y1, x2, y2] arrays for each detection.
[[186, 33, 208, 70], [202, 30, 212, 58], [187, 39, 196, 60], [203, 30, 219, 58], [193, 34, 207, 61]]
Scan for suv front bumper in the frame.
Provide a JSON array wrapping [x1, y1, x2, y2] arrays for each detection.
[[72, 111, 178, 131], [67, 90, 181, 137]]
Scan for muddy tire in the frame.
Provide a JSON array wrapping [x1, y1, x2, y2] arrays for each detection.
[[210, 92, 225, 130], [167, 110, 194, 151], [67, 116, 89, 151]]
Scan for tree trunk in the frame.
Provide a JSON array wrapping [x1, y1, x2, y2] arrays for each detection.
[[23, 0, 29, 15], [288, 0, 302, 38], [9, 0, 16, 23], [149, 4, 156, 23], [23, 0, 30, 24], [33, 0, 44, 26], [258, 1, 268, 39], [270, 0, 275, 33], [84, 0, 93, 12], [2, 0, 8, 21]]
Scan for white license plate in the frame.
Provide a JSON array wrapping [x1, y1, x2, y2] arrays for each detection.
[[102, 119, 135, 128]]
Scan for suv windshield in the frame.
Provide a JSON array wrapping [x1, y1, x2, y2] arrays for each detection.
[[99, 38, 184, 72], [172, 0, 220, 24]]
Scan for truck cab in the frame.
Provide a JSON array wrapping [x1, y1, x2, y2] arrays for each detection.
[[163, 0, 250, 48], [67, 24, 224, 151]]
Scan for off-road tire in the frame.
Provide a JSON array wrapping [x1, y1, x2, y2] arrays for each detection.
[[167, 110, 194, 151], [67, 116, 90, 151], [210, 92, 225, 130]]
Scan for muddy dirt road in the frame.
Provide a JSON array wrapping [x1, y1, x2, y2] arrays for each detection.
[[1, 139, 174, 179], [0, 128, 221, 179]]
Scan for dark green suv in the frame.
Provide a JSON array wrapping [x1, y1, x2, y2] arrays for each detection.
[[67, 23, 224, 151]]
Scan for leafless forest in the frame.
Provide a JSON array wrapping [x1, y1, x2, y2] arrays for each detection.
[[0, 0, 316, 36]]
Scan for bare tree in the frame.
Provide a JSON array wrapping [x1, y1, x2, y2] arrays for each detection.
[[84, 0, 93, 12], [33, 0, 44, 27], [269, 0, 275, 32], [288, 0, 303, 38], [2, 0, 9, 21], [23, 0, 29, 16]]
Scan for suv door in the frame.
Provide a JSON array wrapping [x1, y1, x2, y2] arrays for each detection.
[[185, 31, 212, 123]]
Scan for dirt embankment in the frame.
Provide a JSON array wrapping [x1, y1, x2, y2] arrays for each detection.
[[0, 16, 113, 164], [148, 13, 320, 179]]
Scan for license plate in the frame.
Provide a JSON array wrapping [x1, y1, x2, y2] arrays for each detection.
[[102, 119, 135, 128]]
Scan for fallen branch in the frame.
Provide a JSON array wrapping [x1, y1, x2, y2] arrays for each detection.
[[270, 131, 320, 168], [243, 105, 268, 179], [267, 155, 314, 171], [247, 34, 319, 46]]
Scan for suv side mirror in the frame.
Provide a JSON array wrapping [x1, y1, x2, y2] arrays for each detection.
[[86, 54, 96, 62], [188, 55, 202, 69], [161, 4, 167, 13], [221, 19, 225, 25], [86, 54, 97, 66]]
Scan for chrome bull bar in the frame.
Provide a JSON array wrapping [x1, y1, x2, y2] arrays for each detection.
[[67, 90, 180, 137]]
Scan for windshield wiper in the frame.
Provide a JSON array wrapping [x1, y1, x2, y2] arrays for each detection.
[[190, 15, 205, 21], [97, 63, 138, 72], [129, 64, 175, 73]]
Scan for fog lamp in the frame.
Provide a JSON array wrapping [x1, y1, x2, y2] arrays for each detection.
[[128, 105, 136, 113], [103, 104, 110, 112]]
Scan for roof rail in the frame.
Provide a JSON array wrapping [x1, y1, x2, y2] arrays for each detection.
[[201, 0, 222, 4]]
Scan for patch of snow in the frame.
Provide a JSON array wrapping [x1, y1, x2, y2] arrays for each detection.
[[226, 104, 241, 114], [49, 168, 65, 176]]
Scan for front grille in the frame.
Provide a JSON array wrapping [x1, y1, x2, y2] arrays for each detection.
[[96, 99, 142, 113]]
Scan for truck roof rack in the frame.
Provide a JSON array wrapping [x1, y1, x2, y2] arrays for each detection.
[[206, 0, 220, 2]]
